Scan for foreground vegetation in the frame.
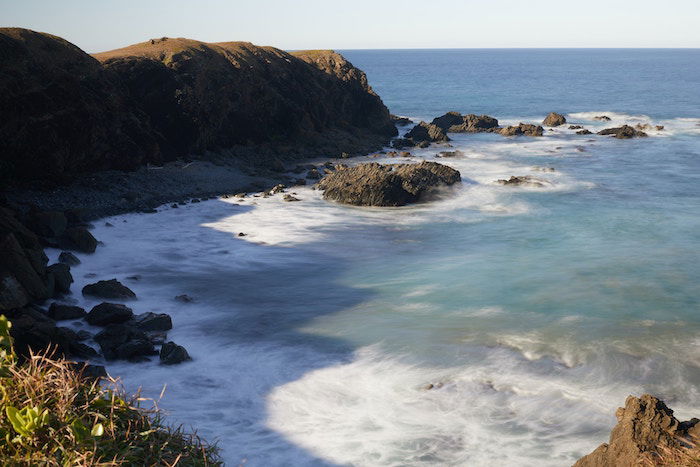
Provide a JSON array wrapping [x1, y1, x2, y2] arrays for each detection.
[[0, 315, 220, 466]]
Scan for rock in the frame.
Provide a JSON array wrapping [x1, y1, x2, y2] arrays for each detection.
[[594, 115, 612, 121], [283, 194, 301, 202], [496, 176, 548, 187], [48, 303, 86, 320], [404, 122, 450, 144], [655, 125, 664, 131], [160, 341, 191, 365], [542, 112, 567, 127], [94, 324, 156, 361], [267, 184, 286, 195], [132, 312, 172, 332], [7, 308, 93, 359], [573, 394, 700, 467], [430, 111, 464, 131], [597, 125, 648, 139], [390, 115, 413, 126], [0, 273, 29, 311], [532, 167, 555, 172], [85, 302, 134, 326], [568, 125, 583, 130], [63, 227, 98, 253], [175, 294, 194, 303], [317, 161, 461, 207], [306, 168, 322, 179], [437, 150, 464, 158], [76, 330, 92, 341], [576, 129, 593, 135], [82, 279, 136, 299], [498, 123, 544, 137], [58, 251, 81, 266], [27, 211, 68, 238], [46, 263, 73, 294], [0, 233, 49, 302], [431, 112, 499, 133]]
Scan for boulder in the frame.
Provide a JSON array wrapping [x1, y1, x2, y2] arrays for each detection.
[[430, 111, 464, 131], [391, 138, 414, 149], [431, 112, 499, 133], [496, 176, 548, 187], [7, 308, 94, 359], [0, 233, 49, 302], [63, 227, 98, 253], [576, 129, 593, 135], [27, 211, 68, 238], [569, 125, 583, 130], [82, 279, 136, 299], [48, 303, 86, 320], [0, 273, 29, 311], [283, 194, 301, 202], [594, 115, 612, 121], [390, 115, 413, 126], [542, 112, 566, 127], [160, 341, 191, 365], [597, 125, 648, 139], [46, 263, 73, 294], [58, 251, 81, 266], [131, 312, 172, 332], [404, 122, 450, 144], [498, 123, 544, 137], [437, 150, 464, 158], [94, 324, 156, 360], [85, 302, 134, 326], [573, 394, 700, 467], [317, 161, 461, 207]]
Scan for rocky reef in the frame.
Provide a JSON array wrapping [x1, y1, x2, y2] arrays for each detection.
[[0, 28, 396, 186], [317, 161, 461, 206], [574, 394, 700, 466]]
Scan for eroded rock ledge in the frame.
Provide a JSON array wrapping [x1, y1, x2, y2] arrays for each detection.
[[573, 394, 700, 467]]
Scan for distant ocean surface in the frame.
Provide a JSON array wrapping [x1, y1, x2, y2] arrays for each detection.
[[51, 49, 700, 466]]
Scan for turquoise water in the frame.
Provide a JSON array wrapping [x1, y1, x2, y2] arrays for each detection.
[[49, 50, 700, 465]]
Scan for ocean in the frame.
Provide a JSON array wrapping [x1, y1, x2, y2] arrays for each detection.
[[47, 49, 700, 466]]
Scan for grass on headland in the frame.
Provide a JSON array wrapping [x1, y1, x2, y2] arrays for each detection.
[[0, 315, 221, 466]]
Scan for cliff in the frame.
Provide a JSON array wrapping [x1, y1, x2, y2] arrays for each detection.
[[0, 29, 396, 186]]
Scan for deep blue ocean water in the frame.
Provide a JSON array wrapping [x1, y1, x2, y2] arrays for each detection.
[[51, 49, 700, 466]]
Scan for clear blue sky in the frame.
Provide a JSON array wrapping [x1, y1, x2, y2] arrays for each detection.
[[2, 0, 699, 53]]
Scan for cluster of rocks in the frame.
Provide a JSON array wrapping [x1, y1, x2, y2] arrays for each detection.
[[496, 176, 550, 188], [597, 125, 649, 139], [316, 161, 461, 206]]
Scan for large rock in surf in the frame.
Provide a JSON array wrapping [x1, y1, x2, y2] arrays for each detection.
[[403, 122, 450, 145], [85, 302, 134, 326], [82, 279, 136, 299], [543, 112, 566, 127], [431, 112, 499, 133], [317, 161, 461, 207], [498, 123, 544, 137], [573, 394, 700, 467], [597, 125, 648, 139]]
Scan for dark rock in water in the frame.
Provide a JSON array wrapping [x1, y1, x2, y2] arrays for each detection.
[[496, 176, 548, 187], [431, 112, 499, 133], [576, 129, 593, 135], [573, 394, 700, 467], [542, 112, 566, 127], [437, 150, 464, 158], [317, 161, 461, 207], [27, 211, 68, 238], [655, 125, 664, 131], [58, 251, 81, 266], [63, 227, 98, 253], [597, 125, 648, 139], [76, 330, 92, 341], [430, 111, 464, 131], [132, 312, 172, 332], [85, 302, 134, 326], [391, 114, 413, 126], [404, 122, 450, 144], [47, 263, 73, 294], [266, 184, 286, 195], [175, 294, 194, 303], [391, 138, 414, 149], [48, 303, 86, 320], [94, 324, 157, 360], [0, 233, 50, 303], [594, 115, 612, 121], [306, 168, 322, 180], [568, 125, 583, 130], [82, 279, 136, 299], [160, 341, 191, 365], [283, 194, 301, 202], [498, 123, 544, 137]]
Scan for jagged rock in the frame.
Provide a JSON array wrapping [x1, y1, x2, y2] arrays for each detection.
[[94, 324, 156, 361], [431, 112, 499, 133], [82, 279, 136, 299], [306, 168, 322, 179], [569, 125, 583, 130], [498, 123, 544, 137], [283, 194, 301, 202], [27, 211, 68, 238], [58, 251, 81, 266], [317, 161, 461, 207], [496, 176, 548, 187], [543, 112, 567, 127], [391, 138, 414, 149], [46, 263, 73, 294], [573, 394, 699, 467], [85, 302, 134, 326], [63, 227, 98, 253], [404, 122, 450, 144], [6, 308, 94, 359], [576, 129, 593, 135], [131, 312, 172, 332], [597, 125, 648, 139], [48, 303, 86, 320], [160, 341, 191, 365], [594, 115, 612, 121]]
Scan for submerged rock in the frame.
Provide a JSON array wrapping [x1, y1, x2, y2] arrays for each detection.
[[82, 279, 136, 299], [160, 341, 191, 365], [498, 123, 544, 137], [576, 129, 593, 135], [594, 115, 612, 121], [48, 303, 86, 320], [496, 176, 548, 187], [574, 394, 700, 467], [131, 312, 172, 332], [317, 161, 461, 207], [85, 302, 134, 326], [597, 125, 648, 139], [542, 112, 566, 127], [568, 125, 583, 130]]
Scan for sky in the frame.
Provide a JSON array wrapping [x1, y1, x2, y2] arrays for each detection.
[[2, 0, 700, 53]]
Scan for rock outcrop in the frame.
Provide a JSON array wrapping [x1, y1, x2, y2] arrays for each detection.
[[431, 112, 499, 133], [403, 122, 450, 145], [543, 112, 567, 127], [0, 29, 396, 185], [498, 123, 544, 137], [597, 125, 648, 139], [317, 161, 461, 206], [574, 394, 700, 467]]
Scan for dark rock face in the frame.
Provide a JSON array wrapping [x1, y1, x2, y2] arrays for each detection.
[[131, 312, 172, 332], [46, 263, 73, 294], [496, 176, 548, 187], [431, 112, 499, 133], [576, 129, 593, 135], [27, 211, 68, 238], [62, 227, 98, 253], [597, 125, 648, 139], [390, 115, 413, 126], [573, 394, 699, 467], [404, 122, 450, 144], [317, 161, 461, 207], [160, 341, 191, 365], [85, 302, 134, 326], [543, 112, 566, 127], [58, 251, 81, 266], [82, 279, 136, 299], [498, 123, 544, 137], [594, 115, 612, 121], [48, 303, 86, 320], [569, 125, 583, 130], [94, 324, 156, 360]]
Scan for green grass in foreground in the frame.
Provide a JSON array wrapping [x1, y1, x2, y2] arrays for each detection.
[[0, 315, 221, 466]]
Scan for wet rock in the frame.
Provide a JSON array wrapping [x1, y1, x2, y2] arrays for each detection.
[[82, 279, 136, 299], [431, 112, 499, 133], [543, 112, 566, 127], [48, 303, 86, 320], [85, 302, 134, 326], [47, 263, 73, 294], [7, 308, 92, 359], [532, 167, 555, 172], [576, 129, 593, 135], [76, 330, 92, 341], [58, 251, 81, 266], [160, 341, 191, 365], [94, 324, 156, 361], [568, 125, 583, 130], [597, 125, 648, 139], [132, 312, 172, 332], [283, 194, 301, 202], [594, 115, 611, 121], [390, 114, 413, 126], [63, 226, 98, 253], [0, 233, 49, 302], [0, 273, 28, 311], [574, 394, 700, 467], [496, 176, 548, 187], [391, 138, 414, 149], [267, 184, 286, 195], [28, 211, 68, 238], [306, 168, 322, 179], [437, 150, 464, 158], [498, 123, 544, 137], [175, 294, 194, 303], [404, 121, 450, 144], [655, 125, 664, 131], [317, 161, 461, 207]]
